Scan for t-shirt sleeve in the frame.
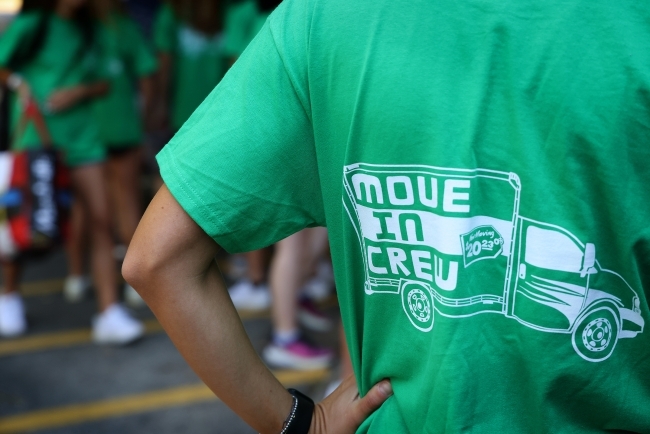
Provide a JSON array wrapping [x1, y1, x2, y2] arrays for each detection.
[[156, 1, 322, 253], [223, 0, 256, 58], [0, 13, 41, 69], [124, 18, 158, 77], [152, 4, 176, 53]]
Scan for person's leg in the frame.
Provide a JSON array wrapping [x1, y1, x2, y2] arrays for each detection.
[[246, 249, 266, 285], [263, 229, 333, 370], [106, 147, 142, 247], [71, 163, 117, 312], [228, 248, 271, 310], [270, 232, 305, 334], [297, 228, 334, 331], [1, 261, 21, 294], [107, 147, 146, 307], [71, 163, 144, 344], [63, 198, 89, 302], [0, 260, 26, 337]]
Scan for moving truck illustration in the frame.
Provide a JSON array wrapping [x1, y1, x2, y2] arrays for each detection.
[[343, 163, 644, 362]]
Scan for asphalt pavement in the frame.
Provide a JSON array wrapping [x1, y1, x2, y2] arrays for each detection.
[[0, 249, 340, 433]]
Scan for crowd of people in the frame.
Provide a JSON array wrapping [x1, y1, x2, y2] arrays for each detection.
[[0, 0, 345, 374]]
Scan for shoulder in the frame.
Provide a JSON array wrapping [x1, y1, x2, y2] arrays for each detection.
[[4, 11, 46, 35]]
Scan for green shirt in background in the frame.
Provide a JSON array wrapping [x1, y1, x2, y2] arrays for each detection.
[[0, 12, 105, 167], [93, 13, 157, 147], [158, 0, 650, 432], [153, 3, 228, 131], [223, 0, 270, 58]]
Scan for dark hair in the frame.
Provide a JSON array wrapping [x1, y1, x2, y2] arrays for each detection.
[[169, 0, 224, 35], [255, 0, 282, 13], [9, 0, 95, 70]]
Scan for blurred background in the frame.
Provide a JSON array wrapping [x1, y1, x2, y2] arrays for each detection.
[[0, 0, 345, 432]]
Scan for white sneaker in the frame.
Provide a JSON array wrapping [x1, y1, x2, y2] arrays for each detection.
[[228, 280, 271, 311], [302, 262, 334, 302], [0, 292, 27, 337], [92, 304, 144, 345], [63, 275, 90, 303], [124, 283, 146, 308]]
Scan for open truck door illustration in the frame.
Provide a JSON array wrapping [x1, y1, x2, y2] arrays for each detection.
[[343, 163, 644, 363]]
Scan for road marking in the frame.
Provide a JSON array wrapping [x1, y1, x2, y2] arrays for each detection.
[[0, 319, 163, 358], [0, 296, 338, 358], [0, 369, 330, 434], [19, 278, 65, 297]]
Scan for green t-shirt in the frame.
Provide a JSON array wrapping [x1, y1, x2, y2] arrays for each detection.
[[157, 0, 650, 432], [153, 3, 229, 130], [0, 12, 105, 167], [93, 13, 157, 146], [223, 0, 270, 58]]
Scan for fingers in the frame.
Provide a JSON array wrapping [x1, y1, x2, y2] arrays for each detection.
[[351, 380, 392, 425]]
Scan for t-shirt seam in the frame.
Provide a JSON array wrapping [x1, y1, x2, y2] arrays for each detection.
[[267, 23, 313, 123], [162, 147, 242, 249]]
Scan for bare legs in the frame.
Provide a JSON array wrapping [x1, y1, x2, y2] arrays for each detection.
[[107, 147, 142, 247], [270, 227, 328, 333], [66, 198, 86, 278], [70, 163, 117, 312], [245, 249, 266, 285], [1, 260, 21, 294]]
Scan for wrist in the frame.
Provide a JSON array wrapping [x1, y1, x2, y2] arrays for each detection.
[[281, 389, 314, 434]]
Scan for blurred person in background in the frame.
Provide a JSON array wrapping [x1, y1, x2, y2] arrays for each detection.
[[224, 0, 280, 65], [0, 0, 144, 344], [152, 0, 228, 140], [63, 0, 158, 307]]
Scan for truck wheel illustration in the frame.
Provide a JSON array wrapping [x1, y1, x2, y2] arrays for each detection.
[[401, 281, 434, 332], [571, 305, 620, 362]]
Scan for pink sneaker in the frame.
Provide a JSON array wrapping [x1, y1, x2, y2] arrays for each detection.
[[263, 338, 333, 370]]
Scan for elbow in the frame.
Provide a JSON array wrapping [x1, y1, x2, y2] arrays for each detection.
[[122, 241, 162, 297]]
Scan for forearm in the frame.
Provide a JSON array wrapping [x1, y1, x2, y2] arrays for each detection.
[[139, 76, 154, 117], [146, 262, 291, 432], [79, 81, 109, 100], [157, 53, 171, 110], [124, 186, 293, 433]]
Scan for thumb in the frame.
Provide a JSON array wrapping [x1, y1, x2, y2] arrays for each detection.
[[352, 381, 393, 425]]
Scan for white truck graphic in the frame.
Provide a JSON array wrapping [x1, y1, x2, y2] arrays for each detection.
[[343, 163, 644, 362]]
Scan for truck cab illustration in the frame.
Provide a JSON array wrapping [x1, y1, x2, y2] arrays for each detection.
[[343, 163, 644, 363]]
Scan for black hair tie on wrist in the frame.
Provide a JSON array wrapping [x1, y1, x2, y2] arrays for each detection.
[[281, 389, 314, 434]]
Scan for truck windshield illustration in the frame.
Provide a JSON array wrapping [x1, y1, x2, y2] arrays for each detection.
[[343, 163, 644, 362]]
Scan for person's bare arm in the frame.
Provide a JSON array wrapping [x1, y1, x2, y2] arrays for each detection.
[[150, 53, 172, 129], [123, 185, 392, 433], [47, 81, 109, 113], [138, 75, 155, 131], [0, 67, 32, 104]]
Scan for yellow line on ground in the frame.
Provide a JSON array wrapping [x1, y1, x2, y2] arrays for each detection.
[[19, 278, 64, 297], [0, 369, 330, 434], [0, 319, 162, 358]]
